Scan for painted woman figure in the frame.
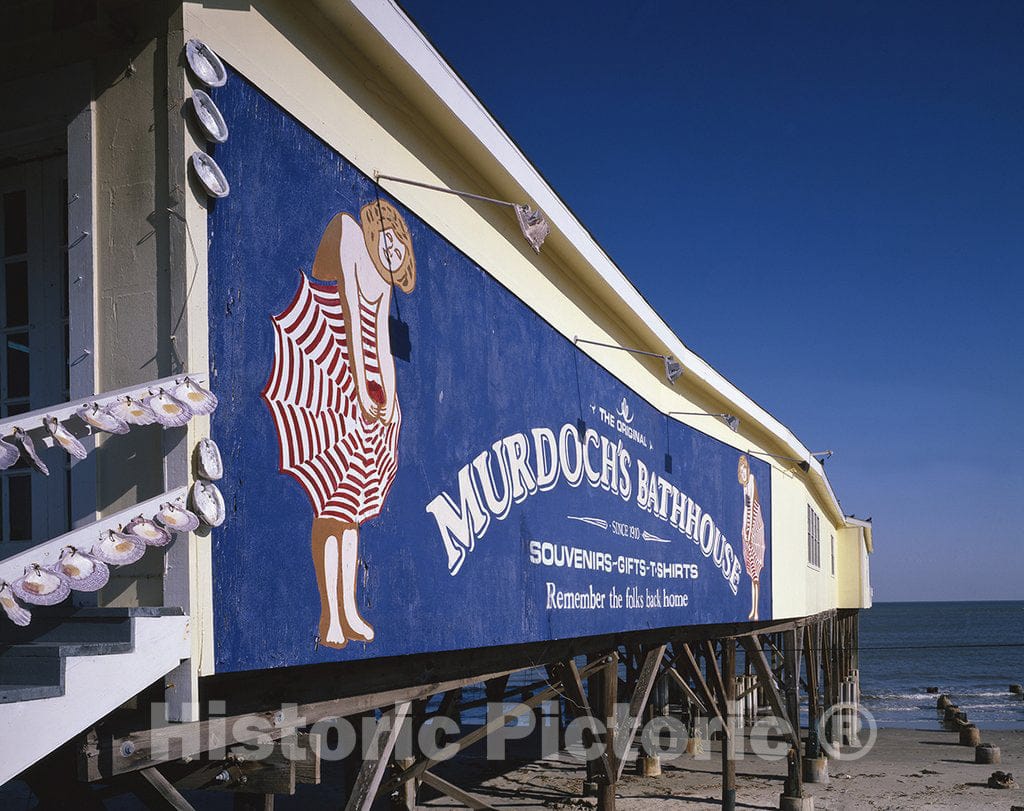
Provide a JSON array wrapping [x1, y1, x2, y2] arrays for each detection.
[[265, 199, 415, 649], [737, 454, 765, 620]]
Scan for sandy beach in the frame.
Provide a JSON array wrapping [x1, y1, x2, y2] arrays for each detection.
[[417, 727, 1024, 811]]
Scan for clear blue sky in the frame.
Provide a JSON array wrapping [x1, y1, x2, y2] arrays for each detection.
[[398, 1, 1023, 601]]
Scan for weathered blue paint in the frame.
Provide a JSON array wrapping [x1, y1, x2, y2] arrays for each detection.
[[207, 71, 771, 673]]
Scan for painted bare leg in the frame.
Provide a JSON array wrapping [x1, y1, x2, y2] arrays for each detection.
[[323, 535, 347, 646], [748, 580, 757, 620], [339, 527, 375, 642]]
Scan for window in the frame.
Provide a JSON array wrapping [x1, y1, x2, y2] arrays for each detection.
[[1, 159, 71, 551], [830, 534, 836, 576], [807, 505, 820, 568]]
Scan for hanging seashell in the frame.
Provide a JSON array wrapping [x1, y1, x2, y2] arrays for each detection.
[[173, 377, 218, 416], [123, 516, 173, 548], [0, 436, 19, 471], [156, 501, 201, 533], [12, 564, 71, 606], [196, 438, 223, 481], [191, 480, 226, 527], [0, 582, 31, 627], [77, 403, 130, 435], [52, 547, 109, 592], [107, 395, 158, 426], [144, 389, 193, 428], [13, 427, 48, 476], [45, 416, 88, 460], [91, 529, 146, 566]]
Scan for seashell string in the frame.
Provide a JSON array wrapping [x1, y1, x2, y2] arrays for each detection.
[[77, 403, 130, 435], [123, 516, 173, 548], [46, 416, 88, 460], [51, 547, 110, 592], [0, 494, 218, 625], [0, 582, 31, 627], [172, 377, 218, 416], [14, 427, 48, 476], [12, 564, 72, 606], [0, 436, 18, 471], [144, 389, 193, 428], [107, 396, 158, 426]]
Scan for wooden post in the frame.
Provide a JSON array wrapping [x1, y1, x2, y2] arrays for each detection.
[[721, 639, 736, 811], [805, 625, 820, 759], [598, 653, 618, 811], [782, 629, 803, 801]]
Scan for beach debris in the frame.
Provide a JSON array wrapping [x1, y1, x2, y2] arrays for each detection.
[[959, 725, 981, 746], [976, 743, 1001, 765], [987, 771, 1016, 790]]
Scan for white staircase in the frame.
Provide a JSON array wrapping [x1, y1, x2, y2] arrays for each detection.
[[0, 606, 190, 784]]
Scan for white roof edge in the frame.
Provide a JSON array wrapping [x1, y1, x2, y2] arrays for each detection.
[[340, 0, 845, 520]]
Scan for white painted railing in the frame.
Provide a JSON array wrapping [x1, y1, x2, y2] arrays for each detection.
[[0, 373, 206, 447], [0, 487, 188, 587]]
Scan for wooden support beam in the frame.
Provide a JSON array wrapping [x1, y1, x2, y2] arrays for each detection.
[[419, 771, 499, 810], [721, 640, 737, 811], [738, 635, 796, 747], [678, 643, 728, 737], [344, 702, 411, 811], [804, 625, 820, 758], [702, 640, 728, 705], [664, 666, 707, 714], [81, 667, 518, 781], [613, 644, 666, 781], [552, 659, 615, 785], [383, 659, 606, 795], [782, 629, 804, 800], [596, 653, 618, 811], [134, 766, 196, 811]]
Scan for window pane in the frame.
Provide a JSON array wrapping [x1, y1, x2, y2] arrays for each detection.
[[6, 332, 30, 398], [8, 474, 32, 541], [5, 261, 29, 326], [3, 191, 27, 257]]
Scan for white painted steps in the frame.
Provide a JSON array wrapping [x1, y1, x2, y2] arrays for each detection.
[[0, 608, 190, 785]]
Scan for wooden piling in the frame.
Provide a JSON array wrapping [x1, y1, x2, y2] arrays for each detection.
[[721, 639, 736, 811]]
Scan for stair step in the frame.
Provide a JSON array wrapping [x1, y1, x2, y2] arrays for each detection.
[[0, 683, 64, 703], [0, 606, 180, 645]]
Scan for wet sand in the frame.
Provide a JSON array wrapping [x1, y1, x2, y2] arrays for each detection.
[[421, 727, 1024, 810]]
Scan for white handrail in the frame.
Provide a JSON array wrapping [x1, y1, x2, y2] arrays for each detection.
[[0, 486, 189, 586], [0, 373, 206, 444]]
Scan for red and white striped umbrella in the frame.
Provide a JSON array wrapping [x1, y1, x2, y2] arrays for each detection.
[[262, 274, 400, 523]]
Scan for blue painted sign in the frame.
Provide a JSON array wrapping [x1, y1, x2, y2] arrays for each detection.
[[207, 72, 772, 673]]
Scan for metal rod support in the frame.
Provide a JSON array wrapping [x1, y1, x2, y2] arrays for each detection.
[[375, 174, 517, 209]]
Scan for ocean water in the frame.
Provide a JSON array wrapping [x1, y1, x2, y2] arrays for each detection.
[[859, 600, 1024, 730]]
